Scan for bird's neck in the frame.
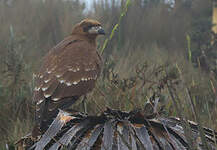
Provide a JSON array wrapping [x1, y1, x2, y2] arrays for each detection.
[[71, 34, 97, 47]]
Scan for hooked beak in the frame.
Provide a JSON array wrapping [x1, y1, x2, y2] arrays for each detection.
[[97, 28, 105, 35], [88, 26, 105, 35]]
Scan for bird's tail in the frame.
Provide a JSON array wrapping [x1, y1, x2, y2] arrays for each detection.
[[32, 96, 79, 138]]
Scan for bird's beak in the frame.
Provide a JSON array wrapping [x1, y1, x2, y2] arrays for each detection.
[[88, 26, 105, 35], [97, 27, 105, 35]]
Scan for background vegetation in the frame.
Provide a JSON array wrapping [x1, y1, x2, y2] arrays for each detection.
[[0, 0, 217, 149]]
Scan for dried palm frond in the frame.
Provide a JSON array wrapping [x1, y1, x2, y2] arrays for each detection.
[[16, 108, 217, 150]]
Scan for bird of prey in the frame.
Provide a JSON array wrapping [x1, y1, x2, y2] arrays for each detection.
[[32, 19, 105, 136]]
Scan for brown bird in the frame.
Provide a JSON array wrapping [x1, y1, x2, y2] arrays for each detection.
[[32, 19, 105, 136]]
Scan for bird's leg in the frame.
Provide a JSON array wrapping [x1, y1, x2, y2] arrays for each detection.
[[82, 95, 87, 113]]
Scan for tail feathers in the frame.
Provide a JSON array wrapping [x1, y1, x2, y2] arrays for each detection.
[[31, 125, 42, 139], [33, 96, 79, 135]]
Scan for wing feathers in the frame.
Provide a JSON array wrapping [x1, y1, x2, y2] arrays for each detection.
[[34, 41, 101, 103], [51, 80, 96, 99], [33, 89, 44, 104], [43, 80, 59, 99], [33, 35, 102, 133]]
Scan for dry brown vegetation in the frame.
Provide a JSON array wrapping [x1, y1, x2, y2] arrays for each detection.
[[0, 0, 217, 149]]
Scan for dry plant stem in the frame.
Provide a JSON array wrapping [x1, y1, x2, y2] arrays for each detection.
[[210, 78, 217, 108], [166, 81, 195, 150], [129, 85, 137, 108], [176, 64, 210, 149], [206, 100, 217, 148], [93, 86, 107, 112], [186, 88, 210, 150]]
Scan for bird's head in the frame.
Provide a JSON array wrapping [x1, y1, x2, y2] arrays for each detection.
[[72, 19, 105, 37]]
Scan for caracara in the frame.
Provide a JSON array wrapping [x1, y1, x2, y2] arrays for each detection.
[[32, 19, 105, 136]]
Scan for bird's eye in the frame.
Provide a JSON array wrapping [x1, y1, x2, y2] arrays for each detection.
[[83, 25, 93, 32]]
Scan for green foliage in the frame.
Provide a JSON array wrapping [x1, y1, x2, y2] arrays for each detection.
[[186, 34, 192, 62], [100, 0, 131, 55], [0, 25, 34, 147]]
